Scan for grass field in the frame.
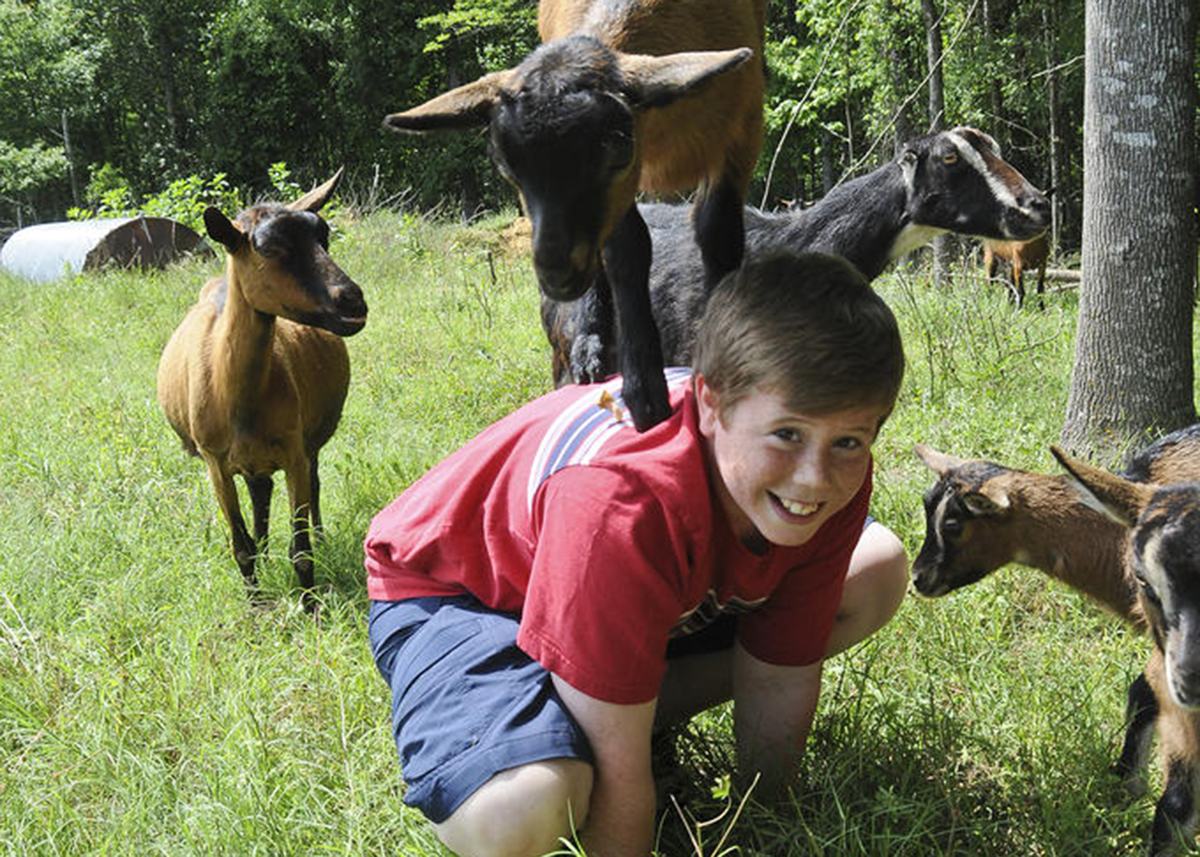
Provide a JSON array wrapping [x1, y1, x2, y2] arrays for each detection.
[[0, 208, 1195, 856]]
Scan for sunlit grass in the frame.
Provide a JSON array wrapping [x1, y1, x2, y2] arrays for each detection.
[[0, 211, 1194, 855]]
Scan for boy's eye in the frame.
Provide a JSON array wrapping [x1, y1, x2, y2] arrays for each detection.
[[834, 436, 863, 450], [772, 428, 801, 442]]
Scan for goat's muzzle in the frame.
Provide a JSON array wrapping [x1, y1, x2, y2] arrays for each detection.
[[307, 281, 368, 337], [535, 261, 593, 303]]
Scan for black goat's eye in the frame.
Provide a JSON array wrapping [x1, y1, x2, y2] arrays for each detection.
[[605, 134, 634, 172], [943, 516, 962, 535], [942, 151, 959, 165]]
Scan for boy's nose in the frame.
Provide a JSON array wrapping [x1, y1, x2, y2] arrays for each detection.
[[791, 447, 833, 492]]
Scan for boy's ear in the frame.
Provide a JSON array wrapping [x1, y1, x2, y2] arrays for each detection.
[[694, 373, 722, 436]]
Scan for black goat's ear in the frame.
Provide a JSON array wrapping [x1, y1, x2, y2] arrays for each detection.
[[621, 47, 752, 110], [203, 207, 244, 253], [383, 70, 513, 133]]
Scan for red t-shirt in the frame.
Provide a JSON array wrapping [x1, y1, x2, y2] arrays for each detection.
[[364, 369, 871, 704]]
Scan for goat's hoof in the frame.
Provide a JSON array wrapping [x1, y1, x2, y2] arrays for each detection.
[[625, 387, 673, 432]]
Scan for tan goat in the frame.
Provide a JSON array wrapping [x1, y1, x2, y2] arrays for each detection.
[[157, 170, 367, 599], [982, 233, 1049, 309]]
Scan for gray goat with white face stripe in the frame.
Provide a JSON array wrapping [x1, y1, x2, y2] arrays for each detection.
[[1053, 446, 1200, 857]]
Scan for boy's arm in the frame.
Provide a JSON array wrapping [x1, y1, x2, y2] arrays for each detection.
[[732, 640, 823, 801], [551, 674, 658, 857]]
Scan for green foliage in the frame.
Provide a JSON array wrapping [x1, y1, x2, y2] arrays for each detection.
[[67, 168, 242, 231], [0, 139, 68, 197]]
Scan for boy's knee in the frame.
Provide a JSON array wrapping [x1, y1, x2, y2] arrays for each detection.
[[434, 759, 593, 857], [827, 523, 909, 657]]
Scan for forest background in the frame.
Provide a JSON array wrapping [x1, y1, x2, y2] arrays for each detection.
[[2, 0, 1097, 249]]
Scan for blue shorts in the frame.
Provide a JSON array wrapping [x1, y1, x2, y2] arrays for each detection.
[[368, 596, 594, 823]]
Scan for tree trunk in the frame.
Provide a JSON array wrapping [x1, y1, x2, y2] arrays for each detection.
[[1042, 0, 1061, 251], [1061, 0, 1197, 458], [921, 0, 951, 285]]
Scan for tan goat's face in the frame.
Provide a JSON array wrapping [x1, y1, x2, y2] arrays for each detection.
[[202, 171, 368, 337], [1054, 447, 1200, 711]]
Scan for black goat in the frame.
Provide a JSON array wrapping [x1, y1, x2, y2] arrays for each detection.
[[544, 126, 1051, 385]]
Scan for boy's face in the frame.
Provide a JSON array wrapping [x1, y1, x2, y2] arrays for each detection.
[[696, 377, 884, 551]]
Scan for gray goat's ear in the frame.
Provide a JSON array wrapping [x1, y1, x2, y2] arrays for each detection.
[[913, 444, 966, 476], [620, 47, 752, 110], [383, 70, 514, 133], [1050, 445, 1154, 527], [287, 167, 343, 213]]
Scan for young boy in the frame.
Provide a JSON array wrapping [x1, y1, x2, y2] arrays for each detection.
[[365, 252, 908, 857]]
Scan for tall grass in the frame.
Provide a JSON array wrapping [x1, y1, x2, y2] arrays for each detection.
[[0, 210, 1193, 856]]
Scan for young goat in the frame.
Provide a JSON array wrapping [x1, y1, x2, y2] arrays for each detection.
[[982, 232, 1049, 309], [544, 126, 1051, 382], [1054, 441, 1200, 856], [384, 0, 764, 431], [157, 170, 367, 600], [914, 425, 1200, 855]]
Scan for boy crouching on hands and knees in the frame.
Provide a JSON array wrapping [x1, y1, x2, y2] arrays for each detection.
[[365, 252, 908, 857]]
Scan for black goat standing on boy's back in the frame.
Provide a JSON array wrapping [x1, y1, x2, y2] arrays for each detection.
[[157, 170, 368, 604], [912, 425, 1200, 857], [384, 0, 765, 431], [543, 126, 1051, 384]]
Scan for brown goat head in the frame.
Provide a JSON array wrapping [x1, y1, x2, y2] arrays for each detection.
[[1053, 446, 1200, 711], [911, 444, 1025, 596], [384, 36, 750, 301], [203, 168, 367, 337]]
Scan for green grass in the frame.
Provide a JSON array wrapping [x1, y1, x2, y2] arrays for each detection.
[[0, 210, 1194, 855]]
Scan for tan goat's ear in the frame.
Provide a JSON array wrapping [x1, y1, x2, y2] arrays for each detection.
[[1051, 445, 1156, 527], [913, 444, 967, 476], [620, 47, 752, 110], [203, 207, 244, 253], [383, 70, 514, 133], [287, 167, 343, 213]]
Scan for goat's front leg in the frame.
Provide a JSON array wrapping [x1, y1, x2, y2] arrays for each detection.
[[247, 473, 274, 549], [1150, 757, 1200, 856], [1116, 668, 1159, 797], [603, 205, 670, 431], [693, 173, 746, 293], [284, 457, 317, 598], [205, 457, 257, 587]]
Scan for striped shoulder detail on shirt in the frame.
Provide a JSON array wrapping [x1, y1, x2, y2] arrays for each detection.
[[526, 367, 693, 511]]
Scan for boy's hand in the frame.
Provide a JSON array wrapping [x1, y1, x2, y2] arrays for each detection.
[[732, 641, 823, 801], [551, 675, 658, 856]]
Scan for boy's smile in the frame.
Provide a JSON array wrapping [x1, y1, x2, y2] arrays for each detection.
[[696, 377, 883, 552]]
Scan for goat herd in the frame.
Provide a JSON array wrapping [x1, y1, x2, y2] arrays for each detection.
[[150, 1, 1199, 854]]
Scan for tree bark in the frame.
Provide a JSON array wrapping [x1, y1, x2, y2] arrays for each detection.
[[1042, 0, 1061, 251], [1061, 0, 1197, 458], [921, 0, 951, 285]]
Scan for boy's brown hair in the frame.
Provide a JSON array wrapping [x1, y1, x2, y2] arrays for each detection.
[[692, 251, 905, 422]]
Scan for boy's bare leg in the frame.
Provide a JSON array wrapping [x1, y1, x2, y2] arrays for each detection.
[[825, 521, 908, 658], [434, 758, 593, 857], [656, 521, 908, 727]]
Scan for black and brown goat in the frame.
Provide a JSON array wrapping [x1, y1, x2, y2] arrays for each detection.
[[544, 126, 1051, 381], [914, 424, 1200, 855], [982, 232, 1049, 309], [1055, 441, 1200, 856], [384, 0, 765, 430], [157, 170, 367, 599]]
